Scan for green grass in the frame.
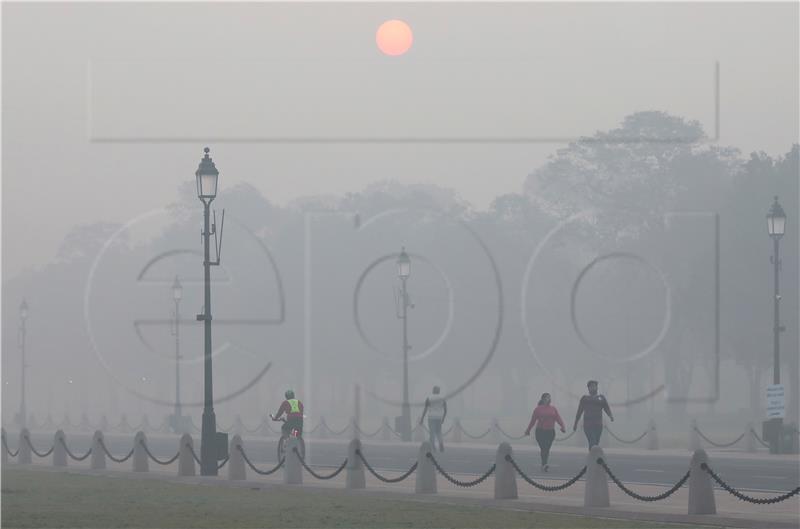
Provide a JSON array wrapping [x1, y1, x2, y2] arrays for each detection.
[[3, 467, 705, 529]]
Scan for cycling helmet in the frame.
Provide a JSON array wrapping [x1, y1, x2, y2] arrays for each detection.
[[285, 389, 295, 399]]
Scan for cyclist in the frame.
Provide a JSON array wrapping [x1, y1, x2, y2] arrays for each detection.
[[271, 389, 304, 438]]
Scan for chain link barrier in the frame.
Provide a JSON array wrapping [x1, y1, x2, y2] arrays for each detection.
[[326, 422, 351, 436], [23, 435, 54, 458], [237, 446, 285, 475], [2, 434, 20, 457], [749, 429, 771, 449], [606, 428, 649, 445], [187, 444, 202, 465], [461, 427, 492, 440], [494, 424, 527, 441], [97, 438, 135, 463], [700, 463, 800, 504], [292, 447, 348, 480], [505, 454, 586, 491], [427, 452, 495, 487], [354, 424, 383, 438], [139, 440, 179, 466], [597, 457, 689, 501], [217, 456, 230, 470], [59, 438, 92, 461], [355, 449, 418, 483], [694, 427, 745, 448], [555, 429, 576, 442]]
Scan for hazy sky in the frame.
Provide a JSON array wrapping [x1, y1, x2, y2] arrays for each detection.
[[2, 2, 798, 279]]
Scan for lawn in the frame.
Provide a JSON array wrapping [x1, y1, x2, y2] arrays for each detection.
[[2, 467, 707, 528]]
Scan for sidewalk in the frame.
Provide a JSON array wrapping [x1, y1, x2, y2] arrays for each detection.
[[10, 450, 799, 529]]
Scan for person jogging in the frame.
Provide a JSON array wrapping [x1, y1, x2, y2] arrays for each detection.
[[419, 386, 447, 452], [573, 380, 613, 448], [524, 392, 565, 472]]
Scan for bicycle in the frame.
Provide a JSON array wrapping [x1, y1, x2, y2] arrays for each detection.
[[271, 414, 306, 461]]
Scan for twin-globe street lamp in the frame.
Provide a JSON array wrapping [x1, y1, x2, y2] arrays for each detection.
[[766, 196, 786, 453], [195, 147, 226, 476], [396, 248, 413, 441], [18, 299, 29, 429]]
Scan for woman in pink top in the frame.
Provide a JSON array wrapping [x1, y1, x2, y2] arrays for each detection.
[[524, 393, 565, 472]]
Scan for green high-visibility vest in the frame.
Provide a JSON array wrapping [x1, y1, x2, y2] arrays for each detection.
[[288, 399, 301, 414]]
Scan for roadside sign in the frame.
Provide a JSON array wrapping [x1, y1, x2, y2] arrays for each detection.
[[766, 384, 785, 419]]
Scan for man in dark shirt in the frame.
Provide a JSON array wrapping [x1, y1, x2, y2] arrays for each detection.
[[573, 380, 614, 448]]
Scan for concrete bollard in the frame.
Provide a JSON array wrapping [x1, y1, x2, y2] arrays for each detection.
[[415, 441, 437, 494], [494, 442, 517, 499], [228, 435, 246, 480], [1, 428, 7, 465], [91, 431, 106, 469], [141, 415, 152, 433], [689, 419, 702, 451], [132, 431, 149, 472], [43, 413, 55, 431], [178, 433, 196, 476], [80, 413, 91, 431], [452, 418, 462, 444], [120, 414, 131, 434], [18, 428, 32, 464], [351, 418, 359, 440], [53, 430, 68, 467], [414, 423, 425, 442], [745, 422, 757, 453], [381, 417, 392, 441], [647, 419, 659, 451], [583, 446, 610, 508], [688, 449, 716, 514], [346, 439, 366, 489], [233, 415, 244, 437], [99, 416, 109, 432], [283, 436, 303, 484]]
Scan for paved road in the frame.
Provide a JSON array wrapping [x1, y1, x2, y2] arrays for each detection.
[[16, 431, 800, 494]]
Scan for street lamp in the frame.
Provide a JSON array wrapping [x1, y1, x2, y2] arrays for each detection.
[[195, 147, 225, 476], [766, 196, 786, 453], [396, 247, 413, 441], [18, 299, 28, 429], [171, 276, 183, 432]]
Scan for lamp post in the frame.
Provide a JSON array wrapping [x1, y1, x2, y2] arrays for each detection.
[[18, 300, 28, 429], [396, 248, 412, 441], [195, 147, 224, 476], [171, 276, 183, 430], [766, 196, 786, 453]]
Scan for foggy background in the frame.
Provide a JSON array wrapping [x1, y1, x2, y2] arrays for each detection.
[[2, 2, 798, 442]]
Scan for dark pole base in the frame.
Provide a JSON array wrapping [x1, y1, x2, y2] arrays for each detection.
[[200, 408, 218, 476]]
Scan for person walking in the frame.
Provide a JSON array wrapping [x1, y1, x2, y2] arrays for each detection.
[[573, 380, 613, 448], [524, 392, 565, 472], [419, 386, 447, 452]]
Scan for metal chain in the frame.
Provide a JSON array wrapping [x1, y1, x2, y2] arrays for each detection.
[[2, 434, 19, 457], [293, 447, 348, 480], [98, 439, 135, 463], [23, 435, 54, 458], [355, 449, 418, 483], [304, 423, 321, 435], [461, 427, 492, 440], [237, 446, 285, 475], [59, 438, 92, 461], [427, 452, 495, 487], [597, 458, 689, 501], [750, 429, 771, 449], [217, 456, 230, 470], [354, 424, 383, 438], [701, 463, 800, 504], [606, 428, 649, 444], [555, 430, 576, 442], [187, 444, 202, 465], [506, 454, 586, 491], [694, 427, 745, 448], [326, 422, 350, 436], [243, 422, 263, 434], [494, 424, 527, 441], [139, 440, 180, 466]]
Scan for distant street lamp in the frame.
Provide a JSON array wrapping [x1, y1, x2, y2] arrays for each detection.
[[195, 147, 225, 476], [18, 300, 29, 429], [396, 248, 413, 441], [766, 196, 786, 453], [171, 276, 183, 431]]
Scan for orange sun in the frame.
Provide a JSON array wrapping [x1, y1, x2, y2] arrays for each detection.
[[376, 20, 413, 56]]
